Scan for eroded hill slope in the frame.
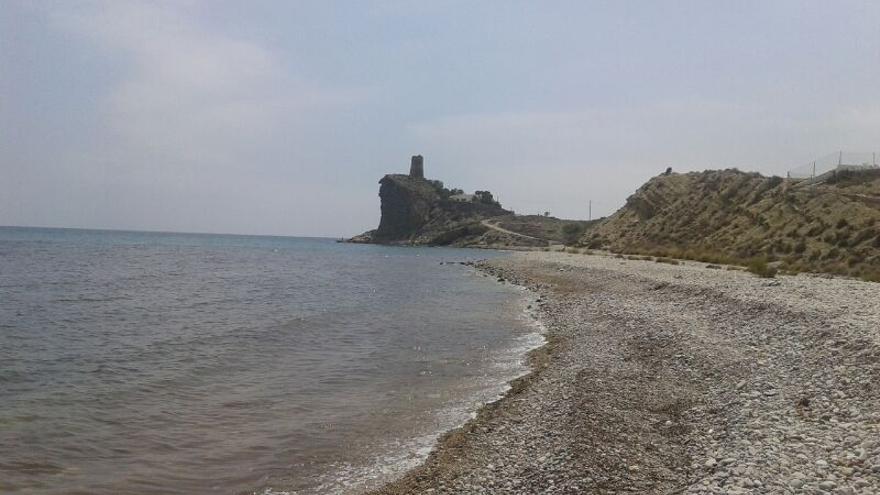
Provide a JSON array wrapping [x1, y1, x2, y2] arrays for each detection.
[[584, 169, 880, 280]]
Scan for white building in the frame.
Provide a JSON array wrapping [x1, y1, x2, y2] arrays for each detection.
[[449, 193, 476, 203]]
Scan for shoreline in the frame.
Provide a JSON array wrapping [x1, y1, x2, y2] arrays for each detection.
[[357, 258, 556, 495], [367, 250, 880, 494], [300, 262, 547, 495]]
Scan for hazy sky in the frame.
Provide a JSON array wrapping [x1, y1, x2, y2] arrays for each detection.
[[2, 1, 879, 236]]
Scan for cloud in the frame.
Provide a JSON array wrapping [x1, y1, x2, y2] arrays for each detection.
[[5, 1, 878, 234], [50, 1, 361, 182], [11, 1, 368, 235]]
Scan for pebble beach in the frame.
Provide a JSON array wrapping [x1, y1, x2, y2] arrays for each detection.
[[369, 250, 880, 494]]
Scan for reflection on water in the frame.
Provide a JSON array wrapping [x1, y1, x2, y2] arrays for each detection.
[[0, 228, 540, 494]]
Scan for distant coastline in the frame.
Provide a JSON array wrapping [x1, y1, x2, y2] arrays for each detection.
[[353, 158, 880, 282]]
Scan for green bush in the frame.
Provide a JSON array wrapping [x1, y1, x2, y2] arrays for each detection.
[[655, 257, 680, 265], [747, 258, 777, 278], [806, 224, 824, 236], [561, 222, 586, 246], [474, 190, 501, 207], [585, 239, 603, 249], [851, 229, 874, 245]]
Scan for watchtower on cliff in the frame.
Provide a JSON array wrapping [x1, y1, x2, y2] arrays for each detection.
[[409, 155, 424, 179]]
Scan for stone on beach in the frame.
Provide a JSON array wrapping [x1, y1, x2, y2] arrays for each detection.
[[369, 251, 880, 494]]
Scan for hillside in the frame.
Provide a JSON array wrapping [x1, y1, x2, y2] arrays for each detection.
[[493, 215, 596, 245], [583, 168, 880, 280]]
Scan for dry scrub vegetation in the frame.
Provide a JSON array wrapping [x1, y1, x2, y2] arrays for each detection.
[[581, 169, 880, 281], [495, 215, 598, 245]]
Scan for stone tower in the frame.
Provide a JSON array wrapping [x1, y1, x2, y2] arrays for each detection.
[[409, 155, 424, 179]]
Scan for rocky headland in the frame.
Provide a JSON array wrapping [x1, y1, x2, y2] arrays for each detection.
[[348, 156, 593, 248], [352, 172, 511, 245]]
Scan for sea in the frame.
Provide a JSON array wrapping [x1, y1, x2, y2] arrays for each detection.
[[0, 227, 543, 495]]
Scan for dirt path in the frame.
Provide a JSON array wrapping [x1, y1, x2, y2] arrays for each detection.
[[481, 219, 548, 242]]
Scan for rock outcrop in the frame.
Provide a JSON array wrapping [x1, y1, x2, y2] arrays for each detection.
[[374, 174, 442, 241], [351, 156, 599, 247], [355, 173, 511, 245]]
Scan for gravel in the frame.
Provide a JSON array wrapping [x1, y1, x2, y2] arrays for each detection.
[[367, 251, 880, 494]]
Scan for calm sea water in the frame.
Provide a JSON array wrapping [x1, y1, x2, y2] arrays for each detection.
[[0, 227, 541, 495]]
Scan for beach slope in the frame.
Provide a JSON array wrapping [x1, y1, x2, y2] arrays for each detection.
[[370, 251, 880, 494]]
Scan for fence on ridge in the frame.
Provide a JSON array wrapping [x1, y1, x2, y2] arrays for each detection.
[[788, 151, 879, 183]]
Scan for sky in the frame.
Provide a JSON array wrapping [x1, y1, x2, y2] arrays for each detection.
[[2, 1, 879, 237]]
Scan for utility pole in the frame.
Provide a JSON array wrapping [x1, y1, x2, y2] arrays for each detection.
[[588, 200, 592, 221]]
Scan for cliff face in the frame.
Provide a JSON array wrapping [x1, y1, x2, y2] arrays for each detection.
[[584, 169, 880, 279], [360, 174, 511, 245], [374, 175, 441, 240]]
